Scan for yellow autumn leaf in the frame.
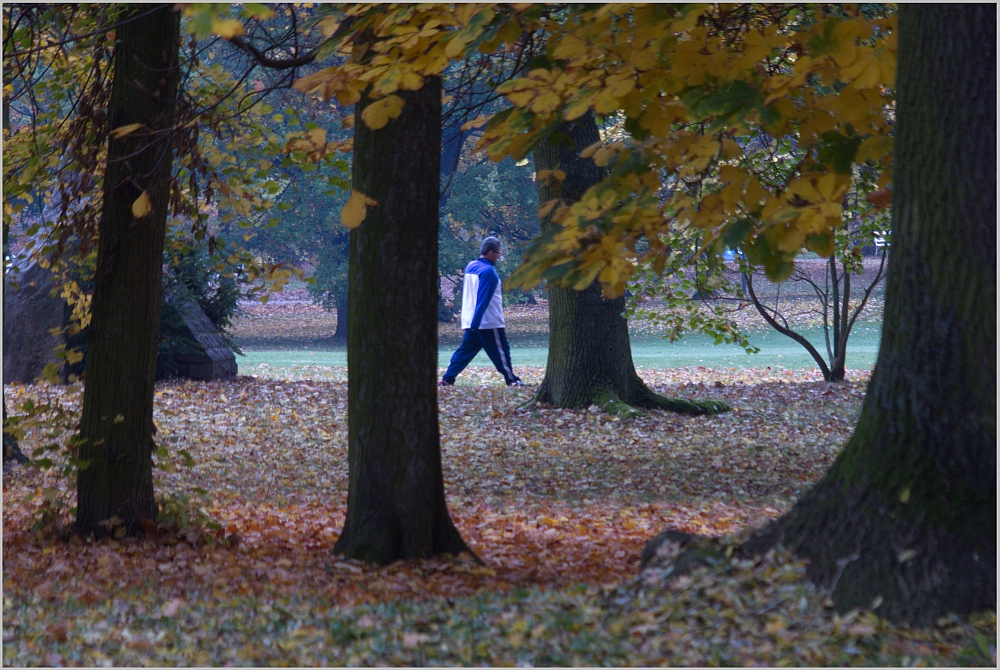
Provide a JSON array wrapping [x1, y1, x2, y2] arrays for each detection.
[[640, 100, 687, 136], [856, 135, 892, 163], [720, 182, 744, 209], [360, 95, 405, 130], [398, 70, 424, 91], [830, 17, 873, 68], [530, 91, 562, 115], [743, 178, 766, 209], [854, 47, 896, 89], [372, 64, 402, 96], [335, 84, 363, 107], [719, 165, 746, 188], [536, 169, 566, 183], [814, 172, 849, 202], [776, 224, 808, 253], [627, 44, 659, 71], [341, 191, 378, 229], [211, 18, 244, 39], [319, 18, 341, 38], [109, 123, 144, 139], [579, 140, 602, 159], [537, 199, 560, 219], [720, 137, 744, 159], [460, 115, 488, 131], [306, 128, 327, 146], [592, 142, 626, 168], [131, 192, 152, 219], [552, 34, 588, 60]]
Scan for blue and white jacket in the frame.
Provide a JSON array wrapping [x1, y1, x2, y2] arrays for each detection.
[[460, 257, 505, 330]]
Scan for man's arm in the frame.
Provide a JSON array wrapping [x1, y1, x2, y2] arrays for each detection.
[[469, 267, 498, 329]]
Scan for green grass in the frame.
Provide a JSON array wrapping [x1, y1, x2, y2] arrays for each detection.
[[237, 324, 882, 374]]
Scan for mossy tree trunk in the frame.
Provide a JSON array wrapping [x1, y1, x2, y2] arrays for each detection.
[[75, 4, 180, 536], [333, 77, 472, 564], [532, 112, 727, 415], [742, 4, 995, 624]]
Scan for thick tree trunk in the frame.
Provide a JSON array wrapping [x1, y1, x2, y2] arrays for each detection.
[[334, 78, 472, 563], [532, 112, 727, 415], [75, 4, 180, 536], [742, 5, 995, 624]]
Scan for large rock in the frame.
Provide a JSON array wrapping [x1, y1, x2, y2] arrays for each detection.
[[3, 261, 237, 383], [162, 282, 237, 381], [3, 261, 66, 384]]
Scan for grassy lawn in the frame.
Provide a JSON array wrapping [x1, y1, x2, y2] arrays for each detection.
[[236, 323, 882, 378]]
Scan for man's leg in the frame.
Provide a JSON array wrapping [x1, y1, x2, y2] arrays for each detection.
[[441, 329, 482, 384], [479, 327, 518, 385], [497, 328, 521, 384]]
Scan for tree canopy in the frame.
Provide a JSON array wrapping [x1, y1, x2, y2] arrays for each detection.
[[286, 4, 894, 297]]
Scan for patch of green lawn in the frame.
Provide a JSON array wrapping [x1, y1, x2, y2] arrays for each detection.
[[237, 324, 882, 375]]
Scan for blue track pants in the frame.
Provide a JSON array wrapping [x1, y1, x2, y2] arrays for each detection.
[[442, 328, 519, 385]]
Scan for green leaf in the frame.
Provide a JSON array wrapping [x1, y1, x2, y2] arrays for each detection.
[[743, 234, 770, 266], [805, 231, 835, 257], [179, 449, 196, 467], [41, 362, 59, 382], [764, 255, 795, 282], [686, 81, 762, 125], [723, 218, 754, 250], [623, 115, 651, 142], [818, 131, 864, 175]]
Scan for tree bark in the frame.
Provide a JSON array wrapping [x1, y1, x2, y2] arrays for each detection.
[[75, 4, 180, 536], [532, 112, 727, 415], [742, 5, 995, 624], [333, 77, 472, 563]]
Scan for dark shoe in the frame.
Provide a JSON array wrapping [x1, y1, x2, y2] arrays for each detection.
[[438, 379, 454, 386], [507, 379, 525, 387]]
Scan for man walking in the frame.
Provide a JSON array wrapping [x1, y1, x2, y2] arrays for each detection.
[[440, 237, 523, 387]]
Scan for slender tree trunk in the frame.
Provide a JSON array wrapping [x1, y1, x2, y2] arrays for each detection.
[[75, 4, 180, 536], [742, 5, 995, 624], [829, 262, 849, 383], [333, 291, 348, 344], [1, 95, 24, 469], [334, 78, 472, 563], [532, 112, 726, 415], [746, 273, 835, 381], [3, 398, 28, 467]]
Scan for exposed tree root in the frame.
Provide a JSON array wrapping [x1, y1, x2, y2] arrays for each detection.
[[520, 379, 731, 417], [641, 472, 995, 626]]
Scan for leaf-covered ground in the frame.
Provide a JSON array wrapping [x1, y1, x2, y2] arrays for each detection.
[[3, 366, 994, 666]]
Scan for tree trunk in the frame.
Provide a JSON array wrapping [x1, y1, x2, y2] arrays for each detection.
[[3, 397, 28, 467], [742, 5, 995, 624], [333, 291, 348, 344], [746, 272, 836, 381], [2, 99, 26, 468], [333, 77, 472, 563], [532, 112, 727, 415], [75, 4, 180, 536]]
